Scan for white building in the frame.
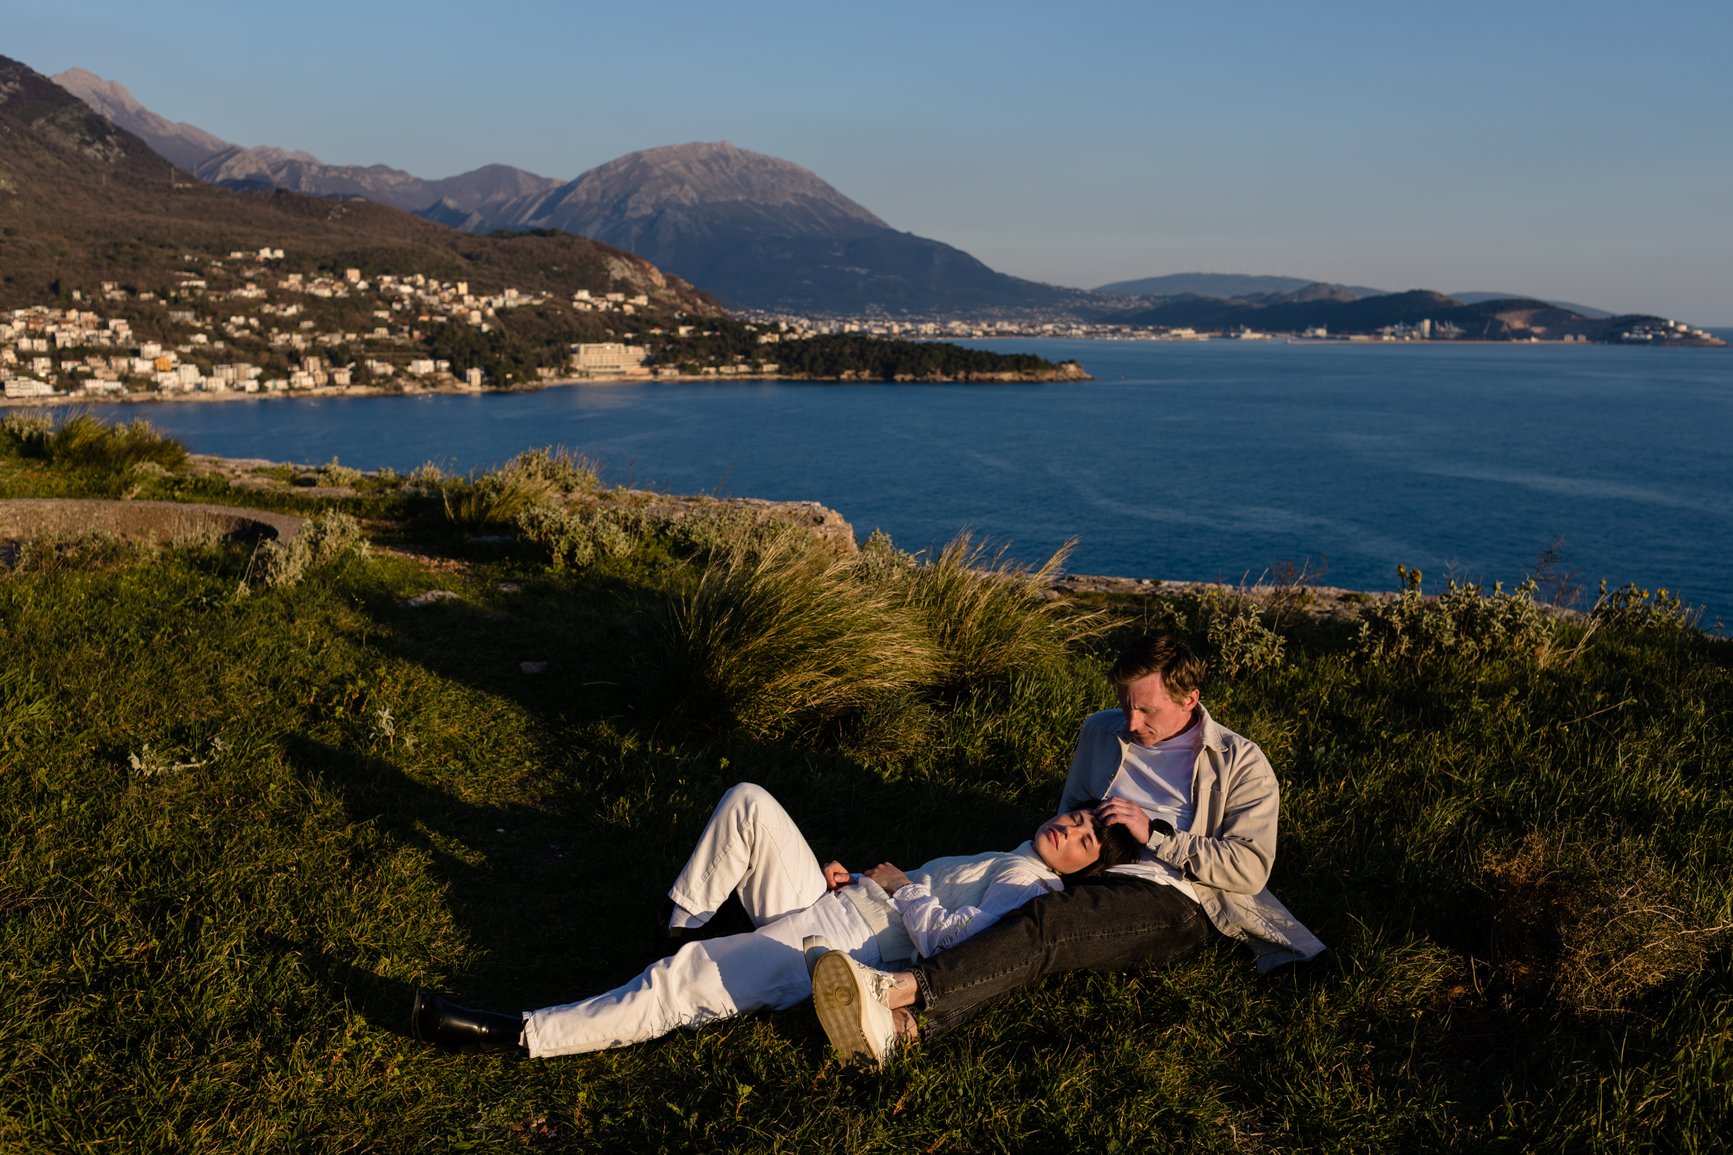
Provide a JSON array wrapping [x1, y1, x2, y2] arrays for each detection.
[[570, 343, 648, 376]]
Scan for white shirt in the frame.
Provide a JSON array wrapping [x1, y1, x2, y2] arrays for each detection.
[[1097, 725, 1201, 901]]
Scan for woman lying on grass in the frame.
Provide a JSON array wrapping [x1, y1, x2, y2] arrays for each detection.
[[412, 782, 1137, 1058]]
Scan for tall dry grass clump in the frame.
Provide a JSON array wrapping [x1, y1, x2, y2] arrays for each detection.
[[644, 535, 939, 740], [0, 411, 54, 456], [898, 532, 1103, 689], [1, 412, 187, 473]]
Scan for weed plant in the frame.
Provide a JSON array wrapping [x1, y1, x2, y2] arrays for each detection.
[[240, 510, 371, 593], [1, 419, 1729, 1151]]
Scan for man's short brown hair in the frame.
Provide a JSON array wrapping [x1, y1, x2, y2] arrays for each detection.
[[1108, 634, 1206, 702]]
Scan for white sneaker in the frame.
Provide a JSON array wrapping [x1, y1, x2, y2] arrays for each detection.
[[811, 950, 898, 1065]]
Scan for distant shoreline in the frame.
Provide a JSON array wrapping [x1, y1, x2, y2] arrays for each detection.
[[5, 334, 1724, 409], [0, 368, 1088, 408]]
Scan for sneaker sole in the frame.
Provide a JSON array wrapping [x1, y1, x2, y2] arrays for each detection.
[[811, 952, 884, 1065]]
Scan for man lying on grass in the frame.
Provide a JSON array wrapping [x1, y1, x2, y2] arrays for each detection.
[[811, 633, 1327, 1064], [411, 782, 1138, 1056]]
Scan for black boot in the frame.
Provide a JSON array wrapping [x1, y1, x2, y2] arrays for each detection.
[[411, 988, 525, 1054]]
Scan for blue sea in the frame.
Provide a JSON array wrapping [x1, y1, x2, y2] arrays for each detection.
[[89, 337, 1733, 623]]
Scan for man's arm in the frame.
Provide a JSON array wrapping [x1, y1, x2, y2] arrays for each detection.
[[1143, 742, 1278, 894]]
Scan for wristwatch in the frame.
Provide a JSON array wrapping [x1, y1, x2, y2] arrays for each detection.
[[1147, 817, 1175, 845]]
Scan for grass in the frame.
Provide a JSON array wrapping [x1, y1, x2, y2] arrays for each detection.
[[1, 418, 1729, 1152]]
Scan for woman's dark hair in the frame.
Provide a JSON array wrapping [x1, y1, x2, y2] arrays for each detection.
[[1054, 798, 1145, 883]]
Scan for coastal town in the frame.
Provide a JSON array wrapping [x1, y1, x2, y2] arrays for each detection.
[[751, 311, 1726, 347], [0, 247, 683, 402], [4, 248, 1723, 403]]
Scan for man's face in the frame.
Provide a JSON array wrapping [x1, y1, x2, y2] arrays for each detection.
[[1117, 672, 1199, 746], [1033, 809, 1101, 875]]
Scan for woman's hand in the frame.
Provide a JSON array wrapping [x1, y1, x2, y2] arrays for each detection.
[[823, 861, 852, 890], [864, 862, 912, 895]]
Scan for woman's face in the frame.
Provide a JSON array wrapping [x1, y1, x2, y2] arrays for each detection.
[[1033, 810, 1102, 875]]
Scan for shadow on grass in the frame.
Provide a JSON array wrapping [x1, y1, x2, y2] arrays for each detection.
[[279, 567, 1047, 1035]]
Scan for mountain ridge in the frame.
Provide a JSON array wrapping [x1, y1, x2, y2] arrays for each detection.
[[49, 66, 233, 172], [49, 68, 563, 217], [2, 55, 707, 315], [45, 69, 1092, 317], [1095, 272, 1390, 300], [425, 141, 1092, 315], [43, 64, 1671, 327]]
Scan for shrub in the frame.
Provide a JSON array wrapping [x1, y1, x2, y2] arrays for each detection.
[[313, 458, 364, 488], [900, 533, 1104, 689], [497, 446, 599, 495], [658, 503, 809, 561], [1199, 590, 1287, 678], [856, 527, 917, 585], [1355, 573, 1555, 664], [641, 535, 939, 740], [242, 511, 369, 593], [1108, 586, 1285, 679], [404, 461, 448, 492], [516, 504, 640, 568], [1590, 581, 1702, 636]]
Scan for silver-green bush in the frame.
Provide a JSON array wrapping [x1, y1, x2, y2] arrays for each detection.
[[243, 511, 369, 593], [1356, 577, 1555, 664]]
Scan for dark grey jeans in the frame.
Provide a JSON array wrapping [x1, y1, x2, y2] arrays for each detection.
[[911, 874, 1210, 1037]]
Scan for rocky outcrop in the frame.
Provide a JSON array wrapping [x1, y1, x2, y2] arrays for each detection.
[[0, 498, 302, 546]]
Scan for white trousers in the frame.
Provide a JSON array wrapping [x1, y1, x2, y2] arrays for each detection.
[[522, 783, 879, 1058]]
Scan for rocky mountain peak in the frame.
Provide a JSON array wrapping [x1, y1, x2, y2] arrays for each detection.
[[562, 141, 889, 231], [51, 65, 234, 171], [52, 67, 142, 114]]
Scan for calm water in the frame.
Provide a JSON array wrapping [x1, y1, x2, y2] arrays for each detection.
[[90, 338, 1733, 622]]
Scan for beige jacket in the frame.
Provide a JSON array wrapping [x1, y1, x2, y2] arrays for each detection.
[[1060, 704, 1325, 972]]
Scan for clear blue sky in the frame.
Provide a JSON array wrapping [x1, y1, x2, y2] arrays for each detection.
[[12, 0, 1732, 322]]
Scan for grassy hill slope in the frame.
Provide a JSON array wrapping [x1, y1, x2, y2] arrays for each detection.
[[1, 416, 1728, 1151]]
